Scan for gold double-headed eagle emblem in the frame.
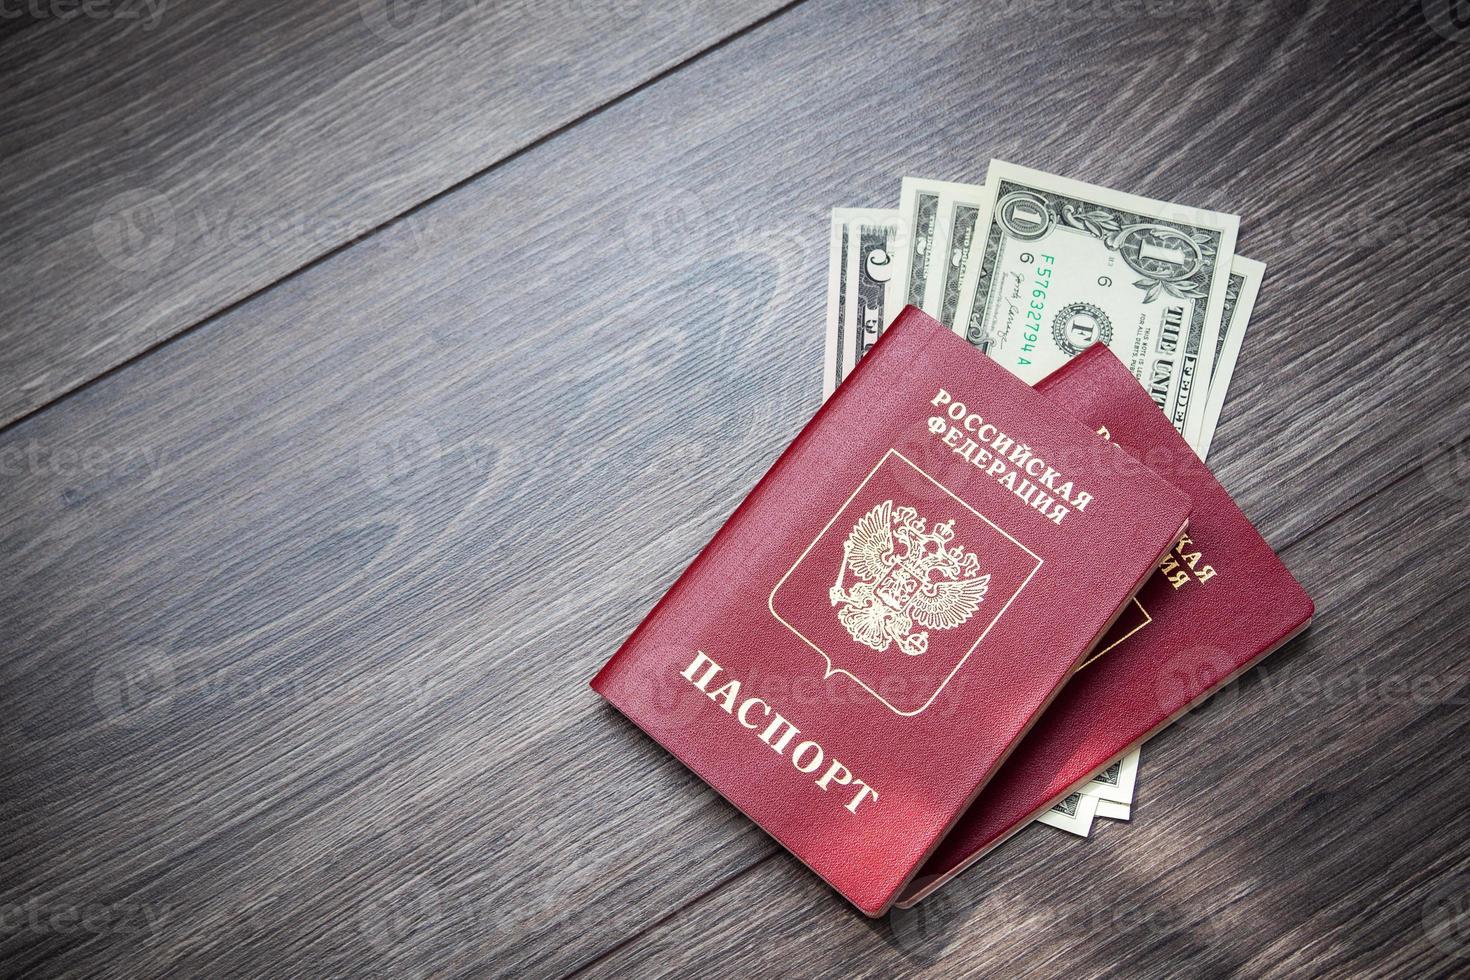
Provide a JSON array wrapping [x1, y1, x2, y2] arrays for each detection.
[[829, 499, 990, 657]]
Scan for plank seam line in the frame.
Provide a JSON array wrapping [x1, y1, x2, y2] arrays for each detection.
[[560, 851, 781, 980], [1274, 438, 1456, 557], [0, 0, 811, 440]]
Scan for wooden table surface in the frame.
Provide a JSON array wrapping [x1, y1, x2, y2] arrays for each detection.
[[3, 1, 1468, 976]]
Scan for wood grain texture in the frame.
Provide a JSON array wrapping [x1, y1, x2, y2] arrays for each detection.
[[0, 0, 791, 428], [0, 0, 1467, 977]]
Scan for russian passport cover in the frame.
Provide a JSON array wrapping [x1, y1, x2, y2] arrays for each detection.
[[590, 308, 1191, 916], [900, 344, 1315, 907]]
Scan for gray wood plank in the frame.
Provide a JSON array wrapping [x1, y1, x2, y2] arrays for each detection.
[[577, 466, 1470, 979], [0, 0, 791, 428], [0, 0, 1466, 977]]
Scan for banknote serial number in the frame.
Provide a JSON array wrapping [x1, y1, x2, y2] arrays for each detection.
[[1018, 252, 1055, 367]]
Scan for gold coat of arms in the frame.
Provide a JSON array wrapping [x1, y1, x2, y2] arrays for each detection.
[[828, 499, 990, 657]]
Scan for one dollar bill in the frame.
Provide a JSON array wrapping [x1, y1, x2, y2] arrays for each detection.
[[892, 178, 988, 331], [1036, 746, 1141, 836], [823, 209, 904, 399], [1194, 256, 1265, 459], [1078, 746, 1140, 806], [952, 160, 1240, 441], [1036, 789, 1099, 836]]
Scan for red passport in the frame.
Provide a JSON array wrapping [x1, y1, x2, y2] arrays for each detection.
[[591, 308, 1191, 916], [900, 344, 1315, 907]]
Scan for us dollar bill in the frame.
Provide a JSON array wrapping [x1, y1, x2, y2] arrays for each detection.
[[1194, 257, 1264, 459], [1036, 746, 1141, 836], [892, 179, 989, 329], [937, 190, 988, 331], [1077, 746, 1140, 806], [823, 212, 854, 399], [823, 209, 903, 399], [1035, 789, 1098, 837], [893, 179, 944, 312], [882, 182, 987, 334], [952, 161, 1239, 441]]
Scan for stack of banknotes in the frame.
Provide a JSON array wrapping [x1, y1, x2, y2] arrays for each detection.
[[823, 160, 1264, 837]]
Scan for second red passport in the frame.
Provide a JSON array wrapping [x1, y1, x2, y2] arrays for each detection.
[[591, 308, 1190, 915]]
